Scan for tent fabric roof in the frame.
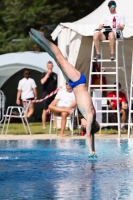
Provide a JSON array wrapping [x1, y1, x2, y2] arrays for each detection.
[[0, 51, 57, 73], [0, 51, 58, 87], [51, 0, 133, 40]]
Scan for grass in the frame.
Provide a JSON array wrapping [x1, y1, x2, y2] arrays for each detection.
[[0, 122, 120, 135], [0, 122, 80, 135]]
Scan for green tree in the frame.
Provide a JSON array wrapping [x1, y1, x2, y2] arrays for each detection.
[[0, 0, 104, 54]]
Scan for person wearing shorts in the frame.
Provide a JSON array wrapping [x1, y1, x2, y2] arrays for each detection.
[[41, 61, 57, 130], [93, 1, 125, 61], [16, 69, 37, 119]]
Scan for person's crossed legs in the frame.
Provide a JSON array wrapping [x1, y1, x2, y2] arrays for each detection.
[[48, 104, 72, 137]]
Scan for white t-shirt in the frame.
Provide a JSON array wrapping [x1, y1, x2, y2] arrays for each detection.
[[55, 88, 75, 107], [17, 78, 37, 100], [100, 13, 125, 31]]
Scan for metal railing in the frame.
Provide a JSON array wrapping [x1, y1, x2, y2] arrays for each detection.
[[0, 90, 5, 124]]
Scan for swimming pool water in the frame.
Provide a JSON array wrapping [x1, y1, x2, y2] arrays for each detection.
[[0, 139, 133, 200]]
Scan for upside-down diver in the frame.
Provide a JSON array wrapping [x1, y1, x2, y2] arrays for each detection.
[[29, 28, 100, 157]]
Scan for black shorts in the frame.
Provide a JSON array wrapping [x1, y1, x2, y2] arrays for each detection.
[[103, 31, 120, 40], [42, 94, 56, 110], [25, 98, 34, 100], [22, 97, 34, 102], [103, 31, 112, 40]]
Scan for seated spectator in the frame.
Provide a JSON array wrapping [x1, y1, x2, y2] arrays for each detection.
[[107, 82, 128, 132], [93, 1, 125, 61], [48, 83, 76, 136]]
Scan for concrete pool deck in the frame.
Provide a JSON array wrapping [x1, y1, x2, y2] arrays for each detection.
[[0, 133, 133, 140]]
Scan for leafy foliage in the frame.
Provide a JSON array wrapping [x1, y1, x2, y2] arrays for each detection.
[[0, 0, 104, 54]]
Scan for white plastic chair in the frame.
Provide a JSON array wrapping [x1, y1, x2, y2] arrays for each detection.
[[1, 101, 32, 135], [49, 107, 80, 136], [115, 29, 123, 41]]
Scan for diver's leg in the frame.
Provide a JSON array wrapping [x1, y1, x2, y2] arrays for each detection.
[[29, 29, 80, 82], [29, 32, 69, 81]]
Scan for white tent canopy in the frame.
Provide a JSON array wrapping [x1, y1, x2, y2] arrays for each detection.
[[51, 0, 133, 89], [0, 51, 58, 87], [52, 0, 133, 38]]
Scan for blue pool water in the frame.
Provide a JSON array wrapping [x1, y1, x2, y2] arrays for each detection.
[[0, 139, 133, 200]]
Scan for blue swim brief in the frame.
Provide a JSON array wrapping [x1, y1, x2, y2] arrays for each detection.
[[68, 73, 86, 88]]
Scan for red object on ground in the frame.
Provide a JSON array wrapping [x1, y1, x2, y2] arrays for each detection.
[[80, 131, 85, 136]]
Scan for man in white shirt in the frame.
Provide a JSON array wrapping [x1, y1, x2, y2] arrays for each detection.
[[16, 69, 37, 119], [93, 0, 125, 60], [48, 83, 76, 136]]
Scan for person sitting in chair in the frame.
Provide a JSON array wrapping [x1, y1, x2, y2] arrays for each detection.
[[93, 0, 125, 60], [48, 83, 76, 137], [107, 82, 128, 132]]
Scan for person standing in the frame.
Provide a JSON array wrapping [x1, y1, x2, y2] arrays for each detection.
[[41, 61, 57, 130], [16, 69, 37, 119]]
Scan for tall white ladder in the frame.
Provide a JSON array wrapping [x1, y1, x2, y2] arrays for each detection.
[[128, 52, 133, 137], [88, 36, 129, 137]]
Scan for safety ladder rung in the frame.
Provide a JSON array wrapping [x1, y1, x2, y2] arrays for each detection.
[[101, 40, 123, 43], [92, 89, 120, 91], [92, 97, 122, 100], [90, 72, 117, 75], [96, 110, 118, 113], [100, 123, 120, 126], [90, 84, 118, 87], [90, 85, 107, 88], [92, 59, 116, 62], [92, 96, 121, 99], [102, 67, 125, 70]]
